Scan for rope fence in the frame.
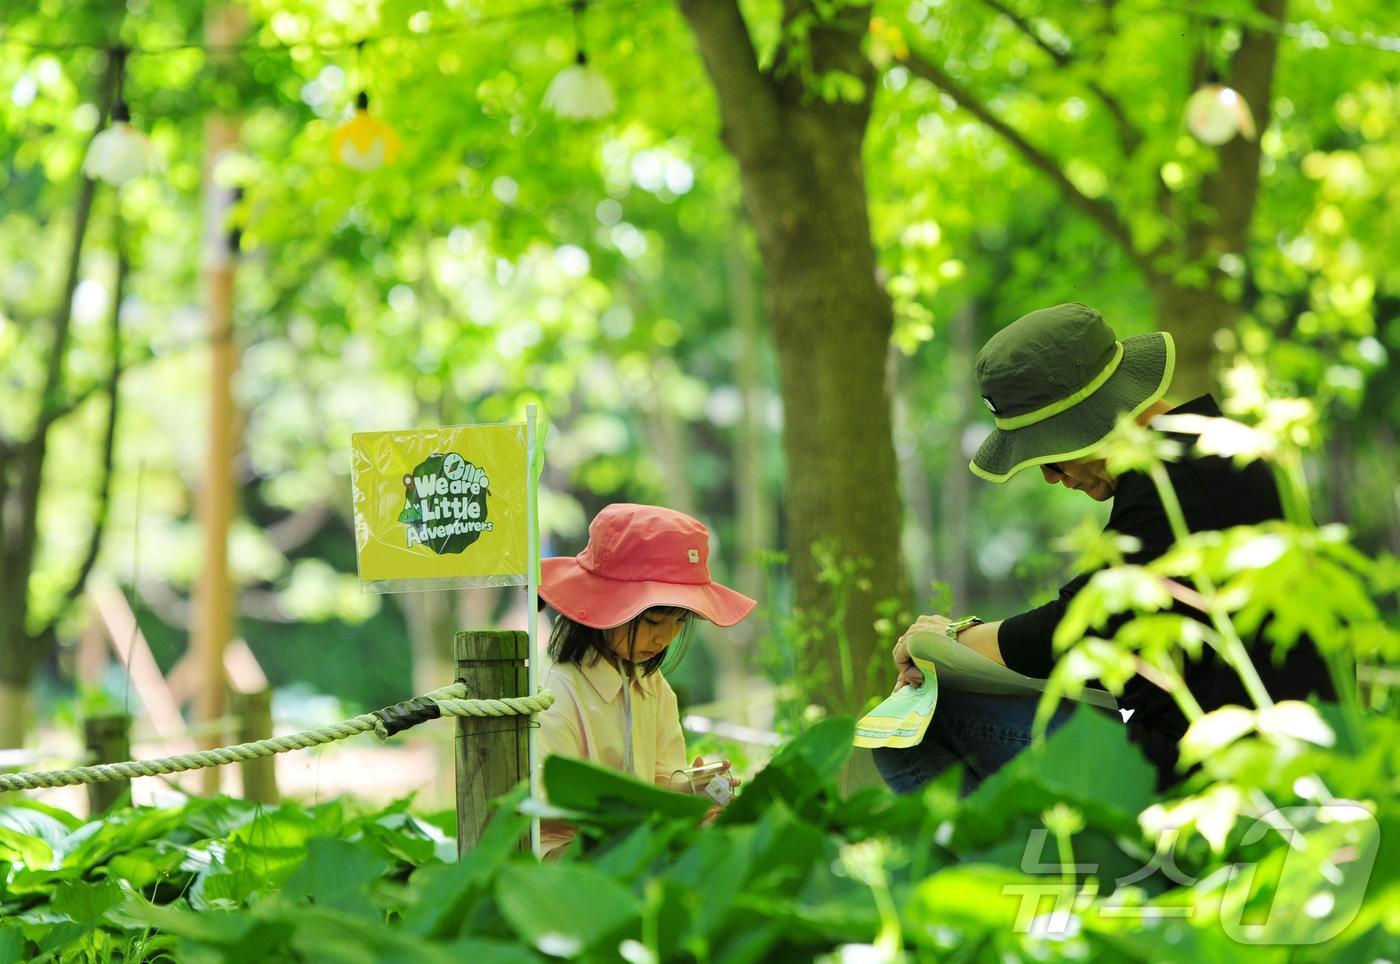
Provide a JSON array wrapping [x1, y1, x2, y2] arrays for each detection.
[[0, 682, 554, 793]]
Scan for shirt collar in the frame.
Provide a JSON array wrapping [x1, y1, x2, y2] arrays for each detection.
[[577, 655, 646, 704]]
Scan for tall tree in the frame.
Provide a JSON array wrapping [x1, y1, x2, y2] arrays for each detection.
[[896, 0, 1287, 397], [679, 0, 907, 712], [0, 47, 123, 748]]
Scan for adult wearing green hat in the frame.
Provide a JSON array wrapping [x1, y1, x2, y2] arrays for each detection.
[[876, 303, 1333, 793]]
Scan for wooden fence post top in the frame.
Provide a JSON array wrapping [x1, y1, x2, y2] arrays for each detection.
[[455, 630, 529, 662], [455, 628, 530, 856]]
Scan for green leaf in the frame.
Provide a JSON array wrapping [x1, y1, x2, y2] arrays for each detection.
[[399, 784, 532, 940], [283, 837, 391, 914], [1256, 700, 1335, 748], [0, 800, 80, 839], [542, 756, 708, 823], [494, 861, 640, 957], [908, 865, 1044, 938], [0, 825, 52, 871], [286, 905, 470, 964], [103, 845, 184, 888], [779, 717, 856, 781], [0, 924, 25, 964], [960, 706, 1157, 845], [49, 879, 122, 923], [1179, 706, 1257, 766], [29, 921, 94, 963], [115, 892, 255, 944], [449, 937, 544, 964]]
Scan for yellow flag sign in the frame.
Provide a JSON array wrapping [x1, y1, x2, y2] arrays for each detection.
[[351, 423, 530, 592]]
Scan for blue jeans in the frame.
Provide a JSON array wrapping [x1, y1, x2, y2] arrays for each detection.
[[872, 687, 1079, 795]]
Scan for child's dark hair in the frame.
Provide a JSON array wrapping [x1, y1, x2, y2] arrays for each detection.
[[546, 606, 694, 677]]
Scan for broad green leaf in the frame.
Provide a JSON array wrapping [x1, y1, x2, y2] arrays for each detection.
[[0, 925, 23, 964], [49, 879, 122, 923], [223, 805, 320, 888], [1179, 706, 1257, 766], [0, 825, 52, 871], [449, 937, 543, 963], [29, 921, 94, 963], [103, 845, 185, 888], [908, 865, 1045, 938], [664, 826, 754, 941], [542, 755, 707, 823], [494, 861, 640, 957], [115, 893, 255, 944], [777, 717, 857, 781], [399, 785, 533, 940], [286, 905, 470, 964], [0, 801, 80, 840], [190, 870, 253, 912], [1140, 785, 1246, 855], [283, 837, 391, 915], [1256, 701, 1336, 748]]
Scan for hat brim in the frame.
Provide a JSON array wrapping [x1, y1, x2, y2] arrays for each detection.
[[970, 331, 1175, 483], [540, 557, 757, 630]]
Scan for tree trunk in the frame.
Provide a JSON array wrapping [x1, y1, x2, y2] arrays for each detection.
[[938, 302, 977, 612], [0, 49, 120, 750], [403, 589, 459, 701], [1151, 0, 1284, 400], [893, 350, 936, 603], [679, 0, 907, 714], [724, 225, 773, 720], [1147, 279, 1237, 402]]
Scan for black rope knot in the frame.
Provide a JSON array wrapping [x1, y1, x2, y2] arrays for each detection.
[[373, 695, 442, 736]]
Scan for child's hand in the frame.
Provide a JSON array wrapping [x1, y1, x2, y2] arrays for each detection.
[[693, 755, 739, 828]]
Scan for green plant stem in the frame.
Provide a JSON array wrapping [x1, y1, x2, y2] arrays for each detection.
[[1270, 453, 1315, 528], [1143, 655, 1205, 722], [1149, 466, 1274, 709], [1323, 648, 1363, 749], [1055, 829, 1076, 886], [869, 874, 903, 959]]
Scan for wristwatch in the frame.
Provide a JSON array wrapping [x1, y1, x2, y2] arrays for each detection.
[[945, 615, 984, 641]]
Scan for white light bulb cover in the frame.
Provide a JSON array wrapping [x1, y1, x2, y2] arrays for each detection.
[[544, 62, 616, 120], [1185, 84, 1256, 145], [84, 122, 158, 185]]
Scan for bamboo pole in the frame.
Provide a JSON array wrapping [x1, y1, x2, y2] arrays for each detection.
[[193, 1, 245, 795]]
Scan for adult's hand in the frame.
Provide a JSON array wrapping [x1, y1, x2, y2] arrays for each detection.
[[891, 614, 950, 691], [893, 614, 1007, 685]]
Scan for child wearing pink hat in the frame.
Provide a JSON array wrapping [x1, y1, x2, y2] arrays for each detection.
[[536, 503, 756, 857]]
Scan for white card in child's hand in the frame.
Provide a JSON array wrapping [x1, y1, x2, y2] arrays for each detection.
[[705, 775, 732, 806]]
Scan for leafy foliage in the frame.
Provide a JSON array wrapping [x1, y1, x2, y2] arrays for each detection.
[[4, 689, 1397, 961]]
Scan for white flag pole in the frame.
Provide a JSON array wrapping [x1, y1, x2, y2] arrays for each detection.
[[526, 404, 542, 857]]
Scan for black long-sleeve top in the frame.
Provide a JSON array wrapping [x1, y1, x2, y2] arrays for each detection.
[[998, 395, 1335, 787]]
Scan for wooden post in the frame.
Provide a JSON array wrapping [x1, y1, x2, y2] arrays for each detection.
[[83, 714, 130, 814], [235, 688, 278, 804], [455, 630, 529, 856], [193, 0, 245, 795]]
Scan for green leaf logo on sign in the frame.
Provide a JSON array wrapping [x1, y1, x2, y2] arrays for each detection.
[[399, 451, 493, 554]]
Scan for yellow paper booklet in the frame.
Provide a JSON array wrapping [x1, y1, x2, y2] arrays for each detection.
[[854, 655, 939, 749], [855, 629, 1121, 750]]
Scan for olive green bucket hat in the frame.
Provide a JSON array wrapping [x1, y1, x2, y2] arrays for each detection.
[[969, 303, 1175, 483]]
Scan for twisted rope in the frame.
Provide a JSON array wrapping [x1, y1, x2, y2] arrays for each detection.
[[0, 684, 554, 792]]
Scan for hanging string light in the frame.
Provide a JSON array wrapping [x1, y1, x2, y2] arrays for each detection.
[[332, 41, 401, 170], [543, 0, 615, 120], [84, 47, 159, 185], [1185, 77, 1257, 145]]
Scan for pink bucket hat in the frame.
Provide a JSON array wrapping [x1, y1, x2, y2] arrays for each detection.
[[540, 504, 756, 630]]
